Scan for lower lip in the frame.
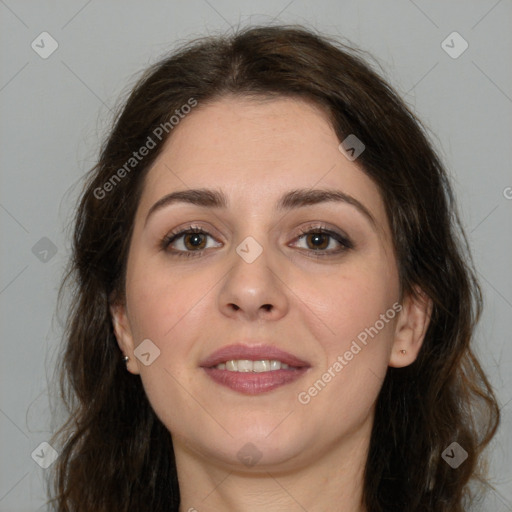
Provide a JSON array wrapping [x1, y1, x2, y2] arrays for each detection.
[[202, 367, 309, 395]]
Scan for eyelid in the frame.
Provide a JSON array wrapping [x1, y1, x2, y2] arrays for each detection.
[[294, 222, 352, 243], [291, 224, 354, 254], [160, 224, 220, 252], [161, 222, 354, 257]]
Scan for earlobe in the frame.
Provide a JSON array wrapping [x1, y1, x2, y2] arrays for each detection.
[[109, 299, 139, 375], [389, 287, 433, 368]]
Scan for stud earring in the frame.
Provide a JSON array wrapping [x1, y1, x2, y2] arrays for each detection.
[[123, 355, 130, 363], [400, 349, 407, 355]]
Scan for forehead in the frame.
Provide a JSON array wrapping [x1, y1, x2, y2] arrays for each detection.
[[159, 95, 336, 167], [137, 96, 390, 241]]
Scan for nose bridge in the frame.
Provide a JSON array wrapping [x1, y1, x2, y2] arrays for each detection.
[[230, 228, 273, 288], [230, 203, 274, 262], [230, 206, 282, 272]]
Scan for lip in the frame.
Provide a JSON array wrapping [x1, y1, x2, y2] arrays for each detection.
[[200, 343, 311, 395], [199, 343, 311, 369], [202, 367, 310, 395]]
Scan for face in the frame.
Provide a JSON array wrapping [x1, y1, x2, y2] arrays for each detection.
[[111, 96, 429, 471]]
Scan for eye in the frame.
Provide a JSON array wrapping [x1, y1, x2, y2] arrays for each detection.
[[161, 225, 221, 258], [291, 226, 354, 257], [161, 224, 354, 259]]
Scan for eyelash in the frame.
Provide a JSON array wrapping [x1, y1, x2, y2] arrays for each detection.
[[161, 224, 354, 259]]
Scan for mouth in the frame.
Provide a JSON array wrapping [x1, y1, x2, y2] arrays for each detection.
[[200, 343, 311, 395], [211, 359, 298, 371]]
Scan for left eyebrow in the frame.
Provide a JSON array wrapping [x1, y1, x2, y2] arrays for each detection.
[[144, 187, 378, 231]]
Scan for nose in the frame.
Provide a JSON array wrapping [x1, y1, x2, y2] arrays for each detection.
[[216, 239, 289, 322]]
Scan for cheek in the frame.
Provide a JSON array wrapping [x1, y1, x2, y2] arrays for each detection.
[[291, 253, 398, 348], [125, 263, 212, 434], [291, 254, 398, 408], [126, 255, 209, 343], [293, 263, 398, 427]]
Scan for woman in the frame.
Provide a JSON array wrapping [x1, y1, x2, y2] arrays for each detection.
[[47, 25, 500, 512]]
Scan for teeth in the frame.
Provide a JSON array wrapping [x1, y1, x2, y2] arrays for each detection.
[[214, 359, 293, 372], [225, 360, 237, 371], [237, 360, 253, 372], [253, 360, 269, 372], [270, 360, 280, 371]]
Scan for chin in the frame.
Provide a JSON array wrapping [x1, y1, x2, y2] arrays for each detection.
[[204, 427, 312, 470]]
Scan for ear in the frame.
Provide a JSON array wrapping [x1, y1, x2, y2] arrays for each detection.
[[388, 287, 433, 368], [109, 296, 140, 375]]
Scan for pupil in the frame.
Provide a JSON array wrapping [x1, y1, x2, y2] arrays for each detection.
[[309, 233, 327, 250], [187, 234, 204, 249]]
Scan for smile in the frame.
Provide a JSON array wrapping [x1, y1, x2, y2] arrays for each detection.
[[212, 359, 295, 372]]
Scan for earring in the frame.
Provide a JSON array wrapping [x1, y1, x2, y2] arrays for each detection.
[[123, 355, 130, 363], [400, 349, 407, 355]]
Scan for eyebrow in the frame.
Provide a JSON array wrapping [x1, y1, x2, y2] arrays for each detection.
[[144, 187, 378, 230]]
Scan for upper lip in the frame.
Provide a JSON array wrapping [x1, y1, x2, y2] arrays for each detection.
[[200, 343, 311, 368]]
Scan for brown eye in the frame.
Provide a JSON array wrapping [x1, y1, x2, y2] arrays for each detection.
[[304, 232, 330, 250], [161, 227, 221, 258], [182, 232, 207, 251], [292, 227, 354, 256]]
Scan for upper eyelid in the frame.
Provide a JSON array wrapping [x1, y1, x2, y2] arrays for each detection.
[[163, 224, 353, 251], [165, 222, 348, 239]]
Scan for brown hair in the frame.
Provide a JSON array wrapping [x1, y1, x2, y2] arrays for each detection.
[[47, 24, 500, 511]]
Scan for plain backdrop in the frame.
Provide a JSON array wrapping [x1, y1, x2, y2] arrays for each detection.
[[1, 1, 511, 510]]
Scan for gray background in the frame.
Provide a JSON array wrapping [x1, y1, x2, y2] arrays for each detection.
[[1, 1, 511, 510]]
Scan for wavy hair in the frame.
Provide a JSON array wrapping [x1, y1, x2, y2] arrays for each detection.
[[47, 24, 500, 511]]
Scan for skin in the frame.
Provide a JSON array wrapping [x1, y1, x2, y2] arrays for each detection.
[[110, 96, 432, 512]]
